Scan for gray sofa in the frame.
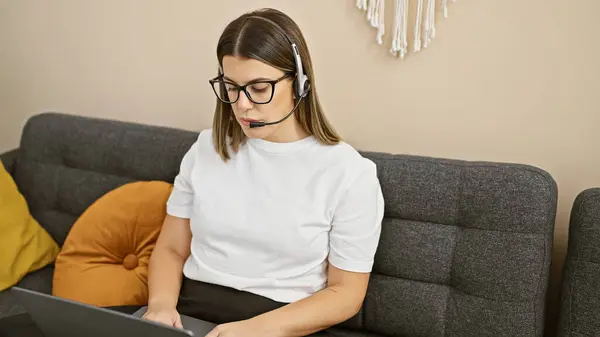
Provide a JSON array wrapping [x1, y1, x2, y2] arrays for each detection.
[[0, 112, 558, 336], [557, 188, 600, 337]]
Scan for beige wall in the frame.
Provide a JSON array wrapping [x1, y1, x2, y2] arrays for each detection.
[[1, 0, 599, 334]]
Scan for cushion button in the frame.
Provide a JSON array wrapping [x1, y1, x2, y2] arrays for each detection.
[[123, 254, 138, 270]]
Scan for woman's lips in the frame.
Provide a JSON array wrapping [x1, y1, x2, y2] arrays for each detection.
[[240, 117, 260, 126]]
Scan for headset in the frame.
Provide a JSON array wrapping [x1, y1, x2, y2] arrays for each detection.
[[217, 16, 311, 128], [247, 15, 311, 99]]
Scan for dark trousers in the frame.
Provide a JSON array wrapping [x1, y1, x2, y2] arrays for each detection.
[[175, 278, 364, 336], [176, 276, 287, 324]]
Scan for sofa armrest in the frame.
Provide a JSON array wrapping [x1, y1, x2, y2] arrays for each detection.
[[0, 148, 19, 176], [557, 188, 600, 336]]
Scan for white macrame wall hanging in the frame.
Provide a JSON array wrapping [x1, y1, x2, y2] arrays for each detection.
[[356, 0, 456, 59]]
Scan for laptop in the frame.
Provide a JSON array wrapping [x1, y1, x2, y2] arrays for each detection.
[[11, 286, 217, 337]]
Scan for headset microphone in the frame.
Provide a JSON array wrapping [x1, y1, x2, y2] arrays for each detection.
[[249, 95, 305, 128]]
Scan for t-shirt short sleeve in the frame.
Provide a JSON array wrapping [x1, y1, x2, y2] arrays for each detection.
[[328, 161, 384, 273], [166, 137, 199, 219]]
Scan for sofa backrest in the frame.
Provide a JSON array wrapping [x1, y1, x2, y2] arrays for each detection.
[[557, 188, 600, 337], [14, 112, 558, 336], [14, 112, 198, 245], [351, 151, 557, 336]]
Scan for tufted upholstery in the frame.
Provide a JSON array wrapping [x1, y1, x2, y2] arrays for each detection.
[[12, 113, 197, 246], [1, 112, 558, 336], [557, 188, 600, 336], [353, 153, 557, 336]]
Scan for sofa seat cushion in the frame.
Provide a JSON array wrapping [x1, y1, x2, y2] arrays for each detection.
[[52, 181, 172, 307], [0, 162, 59, 292]]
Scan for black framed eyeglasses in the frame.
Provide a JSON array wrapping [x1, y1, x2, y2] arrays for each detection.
[[209, 73, 293, 104]]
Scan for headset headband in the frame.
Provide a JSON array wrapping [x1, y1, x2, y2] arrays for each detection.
[[228, 15, 311, 98]]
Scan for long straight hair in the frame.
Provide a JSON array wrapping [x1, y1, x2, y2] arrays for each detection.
[[212, 8, 341, 161]]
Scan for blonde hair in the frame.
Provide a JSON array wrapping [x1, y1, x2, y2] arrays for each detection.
[[211, 8, 341, 161]]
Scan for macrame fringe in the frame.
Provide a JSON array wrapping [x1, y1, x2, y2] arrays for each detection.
[[390, 0, 408, 58], [423, 0, 435, 48], [356, 0, 367, 10], [357, 0, 385, 45], [358, 0, 456, 59], [413, 0, 424, 52], [442, 0, 448, 18]]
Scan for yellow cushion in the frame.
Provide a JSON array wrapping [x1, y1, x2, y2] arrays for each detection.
[[52, 181, 172, 307], [0, 162, 60, 291]]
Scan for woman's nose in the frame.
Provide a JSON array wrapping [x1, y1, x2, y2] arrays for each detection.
[[236, 90, 253, 110]]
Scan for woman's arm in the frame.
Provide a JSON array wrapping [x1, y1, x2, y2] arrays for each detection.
[[253, 264, 369, 336], [205, 265, 370, 337], [147, 214, 192, 311], [251, 164, 382, 337]]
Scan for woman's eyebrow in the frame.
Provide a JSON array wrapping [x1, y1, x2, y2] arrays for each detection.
[[222, 76, 272, 84]]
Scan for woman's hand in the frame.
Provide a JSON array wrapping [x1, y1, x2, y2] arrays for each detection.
[[204, 318, 275, 337], [142, 306, 183, 329]]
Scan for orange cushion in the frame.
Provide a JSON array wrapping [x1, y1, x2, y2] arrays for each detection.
[[52, 181, 173, 307]]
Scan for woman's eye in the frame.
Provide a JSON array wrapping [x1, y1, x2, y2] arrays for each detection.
[[250, 84, 269, 93], [225, 84, 238, 92]]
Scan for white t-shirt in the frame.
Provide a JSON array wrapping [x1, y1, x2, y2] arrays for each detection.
[[166, 129, 384, 303]]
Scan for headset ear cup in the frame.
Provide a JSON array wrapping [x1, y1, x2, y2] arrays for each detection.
[[297, 75, 310, 98], [303, 79, 311, 97]]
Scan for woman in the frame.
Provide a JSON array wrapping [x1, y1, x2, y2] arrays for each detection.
[[143, 7, 384, 337]]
